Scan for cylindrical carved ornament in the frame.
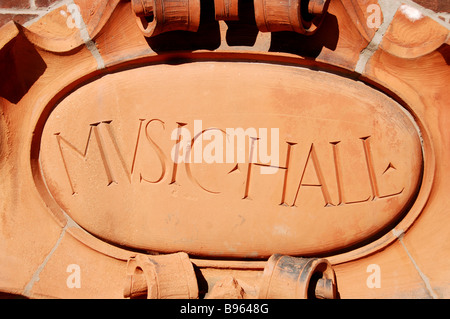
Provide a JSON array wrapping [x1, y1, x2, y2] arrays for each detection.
[[123, 253, 199, 299], [259, 254, 337, 299], [214, 0, 239, 21], [132, 0, 201, 37]]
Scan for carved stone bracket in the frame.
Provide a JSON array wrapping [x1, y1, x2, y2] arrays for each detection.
[[132, 0, 331, 37]]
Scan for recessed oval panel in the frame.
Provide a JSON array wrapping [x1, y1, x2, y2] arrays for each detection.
[[39, 62, 423, 258]]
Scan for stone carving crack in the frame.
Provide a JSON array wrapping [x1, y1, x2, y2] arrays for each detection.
[[355, 0, 402, 74], [67, 0, 105, 70]]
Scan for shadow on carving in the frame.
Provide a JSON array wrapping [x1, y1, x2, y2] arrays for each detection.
[[438, 44, 450, 65], [224, 0, 259, 47], [146, 0, 339, 59], [0, 32, 47, 104], [0, 292, 28, 299], [269, 12, 339, 58], [193, 265, 209, 299], [146, 0, 221, 52]]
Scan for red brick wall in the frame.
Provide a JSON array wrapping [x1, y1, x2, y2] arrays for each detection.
[[0, 0, 448, 28]]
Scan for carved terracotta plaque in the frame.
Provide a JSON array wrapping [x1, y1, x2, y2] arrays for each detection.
[[38, 62, 422, 257], [0, 0, 449, 299]]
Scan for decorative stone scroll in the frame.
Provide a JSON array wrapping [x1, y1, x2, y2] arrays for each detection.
[[254, 0, 330, 34]]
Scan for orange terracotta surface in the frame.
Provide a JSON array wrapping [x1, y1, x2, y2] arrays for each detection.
[[0, 0, 449, 299], [37, 61, 422, 258]]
